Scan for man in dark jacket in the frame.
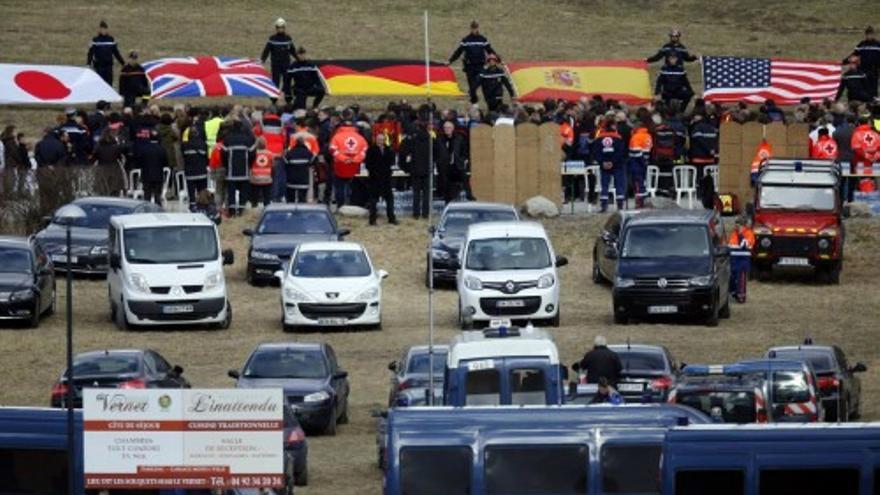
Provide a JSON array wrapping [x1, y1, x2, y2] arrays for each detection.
[[844, 26, 880, 99], [365, 133, 397, 225], [437, 120, 466, 203], [57, 109, 91, 165], [181, 120, 209, 207], [655, 53, 694, 110], [591, 118, 627, 212], [87, 20, 125, 86], [261, 18, 296, 103], [133, 130, 168, 205], [479, 54, 515, 112], [283, 137, 314, 203], [221, 120, 256, 216], [646, 28, 698, 66], [448, 20, 499, 105], [836, 57, 874, 103], [34, 129, 68, 168], [578, 335, 623, 386], [284, 47, 325, 109], [400, 122, 440, 219], [833, 115, 858, 203], [119, 51, 150, 108]]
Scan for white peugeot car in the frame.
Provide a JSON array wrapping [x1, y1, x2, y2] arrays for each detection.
[[455, 222, 568, 329], [277, 242, 387, 332]]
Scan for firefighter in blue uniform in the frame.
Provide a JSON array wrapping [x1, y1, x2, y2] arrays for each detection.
[[728, 216, 755, 303], [591, 118, 627, 212], [447, 20, 499, 105], [87, 20, 124, 86]]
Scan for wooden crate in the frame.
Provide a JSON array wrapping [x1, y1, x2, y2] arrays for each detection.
[[469, 124, 495, 201], [493, 124, 517, 205], [537, 123, 562, 207], [515, 123, 540, 205], [720, 121, 742, 145]]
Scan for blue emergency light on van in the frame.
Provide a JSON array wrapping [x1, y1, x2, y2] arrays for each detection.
[[682, 364, 749, 376]]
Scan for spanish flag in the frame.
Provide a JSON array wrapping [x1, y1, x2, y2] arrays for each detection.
[[506, 60, 652, 104], [316, 60, 463, 97]]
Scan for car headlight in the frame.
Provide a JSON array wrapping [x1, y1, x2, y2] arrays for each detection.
[[303, 391, 330, 403], [90, 245, 108, 256], [283, 285, 309, 302], [615, 277, 635, 288], [10, 289, 34, 302], [818, 227, 838, 237], [356, 287, 379, 301], [759, 237, 772, 248], [128, 273, 150, 293], [204, 271, 223, 291], [753, 224, 772, 236], [537, 273, 555, 289], [817, 238, 830, 250], [251, 250, 280, 261], [431, 249, 451, 260], [464, 275, 483, 290], [689, 275, 713, 287]]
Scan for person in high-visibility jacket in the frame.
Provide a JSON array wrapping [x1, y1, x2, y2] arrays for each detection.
[[750, 139, 773, 186], [250, 137, 275, 207], [329, 118, 368, 208], [728, 216, 755, 303], [810, 128, 839, 160], [627, 120, 653, 208], [590, 118, 627, 213], [851, 116, 880, 176]]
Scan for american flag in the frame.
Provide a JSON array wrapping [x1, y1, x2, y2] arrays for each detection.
[[702, 56, 841, 105], [142, 56, 280, 99]]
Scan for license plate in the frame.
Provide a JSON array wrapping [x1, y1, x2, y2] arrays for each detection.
[[318, 317, 347, 326], [52, 254, 76, 264], [618, 383, 645, 392], [162, 304, 194, 314], [497, 300, 525, 308], [779, 257, 810, 266], [648, 305, 678, 314]]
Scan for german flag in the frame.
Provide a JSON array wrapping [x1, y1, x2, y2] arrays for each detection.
[[506, 60, 652, 104], [316, 60, 462, 97]]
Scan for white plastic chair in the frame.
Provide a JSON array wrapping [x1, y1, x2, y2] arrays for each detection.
[[703, 165, 720, 192], [175, 171, 188, 206], [127, 169, 144, 200], [673, 165, 698, 209], [160, 168, 172, 205], [646, 165, 660, 199]]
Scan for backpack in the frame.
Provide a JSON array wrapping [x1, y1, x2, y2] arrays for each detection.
[[652, 124, 677, 162]]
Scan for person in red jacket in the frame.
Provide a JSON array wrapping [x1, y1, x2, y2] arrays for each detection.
[[328, 115, 367, 208], [810, 128, 839, 160], [851, 116, 880, 176], [250, 137, 275, 207]]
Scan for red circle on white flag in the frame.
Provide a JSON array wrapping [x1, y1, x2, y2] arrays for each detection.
[[14, 70, 72, 100]]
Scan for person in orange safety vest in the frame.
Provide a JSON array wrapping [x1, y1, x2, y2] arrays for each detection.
[[250, 137, 275, 207], [810, 128, 839, 160], [750, 139, 773, 186], [329, 116, 368, 207], [851, 116, 880, 175], [728, 215, 755, 303], [628, 120, 653, 208]]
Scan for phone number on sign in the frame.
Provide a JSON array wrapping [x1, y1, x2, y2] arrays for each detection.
[[86, 475, 284, 488]]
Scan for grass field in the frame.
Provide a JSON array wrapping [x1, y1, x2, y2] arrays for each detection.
[[2, 2, 880, 494]]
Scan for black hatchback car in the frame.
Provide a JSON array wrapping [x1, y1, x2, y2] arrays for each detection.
[[609, 210, 731, 326], [0, 236, 55, 328], [230, 342, 350, 435], [35, 197, 161, 275], [244, 204, 350, 285], [50, 348, 190, 408]]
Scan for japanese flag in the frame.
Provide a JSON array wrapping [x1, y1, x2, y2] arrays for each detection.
[[0, 63, 122, 104]]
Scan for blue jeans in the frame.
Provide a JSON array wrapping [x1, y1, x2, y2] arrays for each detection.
[[730, 254, 751, 301], [600, 165, 626, 210], [628, 158, 647, 205], [334, 178, 352, 206]]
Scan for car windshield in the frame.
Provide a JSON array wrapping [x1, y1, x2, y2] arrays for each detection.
[[0, 247, 31, 273], [407, 351, 448, 375], [465, 237, 551, 270], [56, 203, 133, 229], [677, 390, 757, 423], [618, 351, 667, 372], [243, 349, 327, 379], [622, 225, 710, 258], [769, 349, 836, 373], [257, 211, 333, 235], [70, 354, 140, 377], [124, 226, 218, 264], [292, 250, 371, 278], [441, 210, 516, 236], [759, 186, 835, 211]]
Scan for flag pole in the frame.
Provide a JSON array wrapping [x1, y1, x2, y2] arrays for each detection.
[[425, 9, 436, 407]]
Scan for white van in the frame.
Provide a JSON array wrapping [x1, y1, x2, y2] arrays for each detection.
[[107, 213, 234, 330], [454, 221, 568, 329]]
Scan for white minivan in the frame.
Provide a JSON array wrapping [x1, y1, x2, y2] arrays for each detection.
[[107, 213, 234, 330], [454, 222, 568, 329]]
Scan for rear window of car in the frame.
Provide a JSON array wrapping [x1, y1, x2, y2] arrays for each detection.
[[768, 349, 836, 373], [675, 469, 744, 495], [0, 448, 68, 495], [771, 371, 811, 404], [257, 210, 333, 235], [407, 351, 448, 375], [602, 444, 662, 494], [57, 203, 133, 229], [243, 349, 327, 380], [485, 445, 587, 495], [677, 390, 757, 423], [441, 209, 517, 235], [759, 468, 859, 495], [400, 446, 471, 495], [618, 351, 667, 372], [72, 354, 140, 377], [0, 247, 32, 273]]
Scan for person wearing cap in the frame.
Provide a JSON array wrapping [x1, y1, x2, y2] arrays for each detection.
[[261, 18, 297, 103], [844, 26, 880, 99], [132, 130, 168, 205], [478, 54, 515, 112], [284, 47, 325, 110], [87, 20, 125, 86], [578, 336, 623, 387], [56, 108, 91, 165], [448, 20, 500, 105], [119, 51, 150, 108], [654, 52, 694, 110], [646, 28, 697, 66], [836, 56, 874, 104], [728, 216, 755, 304]]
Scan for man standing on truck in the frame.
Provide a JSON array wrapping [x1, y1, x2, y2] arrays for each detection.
[[578, 336, 622, 386], [728, 216, 755, 303]]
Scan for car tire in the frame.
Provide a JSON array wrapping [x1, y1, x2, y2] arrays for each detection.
[[28, 297, 41, 328], [115, 297, 133, 331], [548, 309, 560, 327], [591, 253, 603, 284], [613, 309, 628, 325], [214, 301, 232, 330], [818, 263, 841, 285], [44, 287, 56, 316], [705, 295, 720, 327], [339, 402, 350, 424], [282, 323, 297, 333], [851, 398, 861, 420], [372, 320, 383, 332], [324, 406, 337, 436], [756, 264, 773, 282], [719, 296, 731, 319], [458, 301, 473, 330]]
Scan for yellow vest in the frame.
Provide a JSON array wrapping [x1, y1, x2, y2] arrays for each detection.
[[204, 117, 223, 154]]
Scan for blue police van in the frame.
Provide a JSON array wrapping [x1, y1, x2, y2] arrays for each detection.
[[383, 404, 711, 495]]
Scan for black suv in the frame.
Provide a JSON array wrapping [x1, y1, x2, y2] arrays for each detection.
[[609, 210, 731, 326]]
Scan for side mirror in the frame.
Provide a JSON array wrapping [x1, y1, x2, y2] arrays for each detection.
[[851, 362, 867, 373], [242, 228, 254, 237], [333, 371, 349, 380], [387, 361, 397, 372], [172, 365, 184, 376], [338, 228, 351, 238], [109, 253, 121, 270], [841, 205, 851, 219], [274, 270, 285, 282], [715, 246, 730, 257], [377, 269, 389, 280], [555, 256, 569, 268], [604, 246, 618, 259], [227, 369, 240, 379], [222, 249, 234, 266]]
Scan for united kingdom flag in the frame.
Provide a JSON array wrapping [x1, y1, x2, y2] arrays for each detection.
[[142, 56, 280, 99]]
